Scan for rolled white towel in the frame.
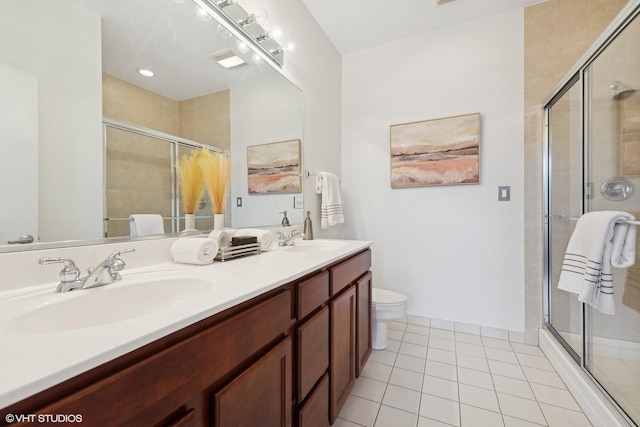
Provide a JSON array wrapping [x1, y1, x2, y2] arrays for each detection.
[[208, 230, 231, 248], [170, 237, 218, 265], [234, 228, 274, 251]]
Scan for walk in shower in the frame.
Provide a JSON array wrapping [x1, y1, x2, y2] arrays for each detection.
[[544, 3, 640, 425]]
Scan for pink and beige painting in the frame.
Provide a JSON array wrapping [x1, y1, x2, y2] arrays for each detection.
[[247, 139, 301, 194], [390, 113, 480, 188]]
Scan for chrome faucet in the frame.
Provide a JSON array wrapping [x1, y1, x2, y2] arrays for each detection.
[[277, 230, 304, 246], [39, 248, 136, 292]]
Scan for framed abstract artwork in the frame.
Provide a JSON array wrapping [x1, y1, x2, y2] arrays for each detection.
[[247, 139, 301, 194], [390, 113, 480, 188]]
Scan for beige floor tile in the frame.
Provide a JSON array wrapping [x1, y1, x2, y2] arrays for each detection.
[[429, 337, 456, 352], [425, 360, 458, 381], [521, 366, 566, 388], [497, 393, 546, 425], [492, 375, 535, 400], [420, 394, 461, 426], [423, 374, 459, 401], [460, 404, 505, 427], [361, 361, 394, 383], [403, 332, 429, 347], [406, 324, 430, 336], [427, 348, 457, 366], [351, 376, 388, 403], [455, 332, 483, 345], [530, 382, 581, 411], [459, 383, 500, 412], [430, 329, 455, 340], [340, 395, 381, 427], [395, 353, 426, 373], [369, 349, 397, 366], [456, 342, 485, 357], [374, 405, 418, 427], [382, 384, 421, 414], [489, 360, 527, 380], [457, 353, 490, 372], [485, 347, 519, 364], [400, 342, 428, 359], [389, 367, 423, 391], [458, 367, 494, 390], [516, 353, 555, 371], [539, 402, 592, 427]]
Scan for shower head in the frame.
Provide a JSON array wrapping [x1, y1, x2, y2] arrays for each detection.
[[610, 80, 636, 100]]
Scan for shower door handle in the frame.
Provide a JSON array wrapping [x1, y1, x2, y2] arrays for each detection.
[[7, 234, 34, 244]]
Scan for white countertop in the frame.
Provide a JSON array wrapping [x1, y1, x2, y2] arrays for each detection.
[[0, 239, 371, 409]]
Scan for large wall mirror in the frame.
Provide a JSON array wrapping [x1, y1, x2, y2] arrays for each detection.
[[0, 0, 303, 252]]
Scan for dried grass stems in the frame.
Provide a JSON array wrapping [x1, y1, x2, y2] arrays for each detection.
[[176, 149, 206, 214], [200, 149, 231, 214]]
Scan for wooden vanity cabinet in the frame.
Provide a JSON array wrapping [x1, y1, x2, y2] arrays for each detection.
[[1, 248, 373, 427], [295, 249, 372, 426]]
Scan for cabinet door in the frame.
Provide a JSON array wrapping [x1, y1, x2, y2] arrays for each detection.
[[329, 286, 356, 423], [213, 337, 292, 427], [356, 271, 372, 377]]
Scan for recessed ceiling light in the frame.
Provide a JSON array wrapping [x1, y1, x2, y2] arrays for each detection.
[[138, 69, 154, 77], [209, 48, 247, 69]]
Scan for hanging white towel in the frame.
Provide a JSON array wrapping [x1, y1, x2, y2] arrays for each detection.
[[129, 214, 165, 236], [558, 211, 637, 315], [316, 172, 344, 229]]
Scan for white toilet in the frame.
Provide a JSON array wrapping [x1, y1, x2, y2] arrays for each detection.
[[371, 288, 408, 350]]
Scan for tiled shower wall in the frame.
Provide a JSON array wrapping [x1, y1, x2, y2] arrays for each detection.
[[102, 73, 230, 236], [523, 0, 628, 338]]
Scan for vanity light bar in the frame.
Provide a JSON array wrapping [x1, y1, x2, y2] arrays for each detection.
[[192, 0, 283, 69]]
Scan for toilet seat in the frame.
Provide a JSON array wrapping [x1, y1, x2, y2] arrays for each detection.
[[372, 288, 407, 305]]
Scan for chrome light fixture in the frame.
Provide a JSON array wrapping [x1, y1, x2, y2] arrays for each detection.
[[192, 0, 288, 68]]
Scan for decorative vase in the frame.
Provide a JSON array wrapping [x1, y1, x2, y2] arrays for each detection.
[[213, 213, 224, 230], [185, 213, 196, 231]]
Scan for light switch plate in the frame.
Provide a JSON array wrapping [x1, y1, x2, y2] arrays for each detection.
[[293, 196, 303, 209], [498, 186, 510, 201]]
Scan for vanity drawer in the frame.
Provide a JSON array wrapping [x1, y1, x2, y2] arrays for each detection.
[[330, 249, 371, 295], [30, 288, 294, 426], [297, 305, 329, 401], [297, 271, 329, 319]]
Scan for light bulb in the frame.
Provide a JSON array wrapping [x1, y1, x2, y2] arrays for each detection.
[[271, 27, 284, 44], [253, 7, 269, 26], [138, 68, 154, 77], [284, 42, 297, 53], [236, 39, 250, 53], [217, 24, 232, 39], [195, 6, 212, 22], [252, 53, 263, 65]]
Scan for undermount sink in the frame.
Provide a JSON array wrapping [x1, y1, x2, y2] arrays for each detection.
[[5, 273, 219, 335], [284, 240, 350, 253]]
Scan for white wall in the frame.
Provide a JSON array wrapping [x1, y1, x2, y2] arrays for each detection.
[[230, 74, 304, 227], [254, 0, 344, 238], [0, 0, 103, 243], [342, 10, 525, 331]]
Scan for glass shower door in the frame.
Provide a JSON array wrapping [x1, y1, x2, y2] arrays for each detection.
[[546, 77, 584, 361], [584, 11, 640, 423]]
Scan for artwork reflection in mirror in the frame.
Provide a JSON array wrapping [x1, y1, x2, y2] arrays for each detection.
[[0, 0, 303, 250]]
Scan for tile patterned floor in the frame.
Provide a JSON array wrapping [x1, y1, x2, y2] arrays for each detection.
[[334, 320, 593, 427]]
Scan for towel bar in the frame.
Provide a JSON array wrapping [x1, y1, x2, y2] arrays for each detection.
[[547, 214, 640, 225]]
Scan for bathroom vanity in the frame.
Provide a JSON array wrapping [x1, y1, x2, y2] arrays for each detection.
[[0, 241, 371, 426]]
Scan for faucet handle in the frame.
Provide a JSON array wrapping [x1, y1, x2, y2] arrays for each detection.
[[107, 248, 135, 276], [108, 247, 136, 261], [38, 257, 81, 283]]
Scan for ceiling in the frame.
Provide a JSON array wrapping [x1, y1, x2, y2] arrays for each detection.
[[301, 0, 547, 55]]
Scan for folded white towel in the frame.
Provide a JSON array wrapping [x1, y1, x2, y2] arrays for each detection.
[[208, 230, 231, 248], [316, 172, 344, 229], [234, 228, 274, 251], [129, 214, 165, 236], [170, 237, 218, 265], [558, 211, 637, 315]]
